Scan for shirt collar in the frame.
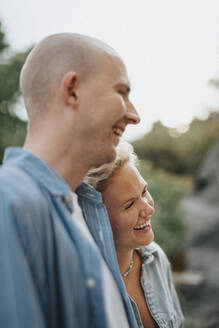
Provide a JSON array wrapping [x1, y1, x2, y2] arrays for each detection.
[[136, 242, 158, 262], [76, 182, 103, 203], [3, 147, 72, 197]]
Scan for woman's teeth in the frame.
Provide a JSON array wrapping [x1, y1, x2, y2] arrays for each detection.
[[134, 220, 151, 230]]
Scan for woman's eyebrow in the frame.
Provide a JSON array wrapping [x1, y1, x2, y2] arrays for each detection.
[[119, 197, 136, 208], [119, 183, 148, 207]]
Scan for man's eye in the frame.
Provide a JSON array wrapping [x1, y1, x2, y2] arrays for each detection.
[[125, 201, 134, 210], [118, 89, 127, 96]]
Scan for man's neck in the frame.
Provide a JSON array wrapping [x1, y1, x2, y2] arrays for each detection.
[[24, 138, 90, 191]]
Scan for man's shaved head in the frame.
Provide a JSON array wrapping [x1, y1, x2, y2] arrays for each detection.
[[20, 33, 119, 118], [20, 32, 139, 185]]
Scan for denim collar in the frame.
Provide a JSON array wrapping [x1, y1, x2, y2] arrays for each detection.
[[4, 147, 72, 197], [76, 182, 103, 203], [4, 147, 103, 202], [136, 242, 158, 263]]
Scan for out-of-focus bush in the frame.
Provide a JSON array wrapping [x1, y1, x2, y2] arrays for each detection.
[[0, 22, 30, 163], [0, 109, 26, 163], [133, 112, 219, 175], [138, 159, 191, 266]]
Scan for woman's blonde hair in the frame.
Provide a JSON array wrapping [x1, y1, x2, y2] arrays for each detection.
[[85, 141, 137, 191]]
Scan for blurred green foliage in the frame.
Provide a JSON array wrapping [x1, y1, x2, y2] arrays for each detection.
[[0, 22, 8, 54], [133, 111, 219, 175], [0, 110, 27, 163], [0, 22, 29, 164], [138, 160, 190, 263], [0, 50, 30, 104]]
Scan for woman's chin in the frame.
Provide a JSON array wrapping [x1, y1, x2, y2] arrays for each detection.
[[134, 230, 154, 248]]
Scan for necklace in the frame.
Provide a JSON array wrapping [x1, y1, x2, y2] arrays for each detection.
[[122, 254, 134, 278]]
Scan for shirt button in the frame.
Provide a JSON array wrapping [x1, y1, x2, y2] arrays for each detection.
[[65, 194, 72, 203], [86, 278, 96, 288], [99, 231, 104, 242]]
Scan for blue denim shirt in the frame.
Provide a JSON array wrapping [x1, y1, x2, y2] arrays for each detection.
[[130, 243, 184, 328], [0, 147, 138, 328]]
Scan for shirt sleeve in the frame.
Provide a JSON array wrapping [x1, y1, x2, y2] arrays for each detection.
[[0, 188, 47, 328]]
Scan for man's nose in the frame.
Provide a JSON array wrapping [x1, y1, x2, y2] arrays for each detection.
[[125, 103, 140, 125]]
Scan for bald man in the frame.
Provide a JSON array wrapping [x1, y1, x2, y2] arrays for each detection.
[[0, 33, 140, 328]]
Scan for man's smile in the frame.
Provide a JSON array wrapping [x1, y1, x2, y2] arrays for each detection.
[[112, 126, 124, 137]]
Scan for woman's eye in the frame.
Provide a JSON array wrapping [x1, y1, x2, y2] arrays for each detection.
[[125, 201, 134, 210], [142, 188, 147, 196]]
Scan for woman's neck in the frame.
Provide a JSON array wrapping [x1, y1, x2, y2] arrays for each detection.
[[116, 248, 134, 277]]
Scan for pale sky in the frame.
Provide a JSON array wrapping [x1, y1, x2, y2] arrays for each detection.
[[1, 0, 219, 140]]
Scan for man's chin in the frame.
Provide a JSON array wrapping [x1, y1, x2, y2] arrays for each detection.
[[94, 147, 116, 168], [106, 147, 117, 163]]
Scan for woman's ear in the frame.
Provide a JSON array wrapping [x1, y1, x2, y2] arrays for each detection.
[[60, 71, 79, 108]]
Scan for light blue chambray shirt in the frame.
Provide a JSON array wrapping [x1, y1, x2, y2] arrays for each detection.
[[130, 243, 184, 328], [0, 147, 138, 328]]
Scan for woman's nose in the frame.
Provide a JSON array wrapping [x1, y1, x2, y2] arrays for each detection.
[[140, 202, 155, 218]]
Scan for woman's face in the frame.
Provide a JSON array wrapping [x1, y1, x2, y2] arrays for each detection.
[[102, 163, 155, 251]]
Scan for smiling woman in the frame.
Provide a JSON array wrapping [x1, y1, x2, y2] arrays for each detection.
[[101, 163, 155, 251], [86, 142, 184, 328]]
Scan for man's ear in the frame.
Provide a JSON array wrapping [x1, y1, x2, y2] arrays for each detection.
[[60, 71, 79, 108]]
